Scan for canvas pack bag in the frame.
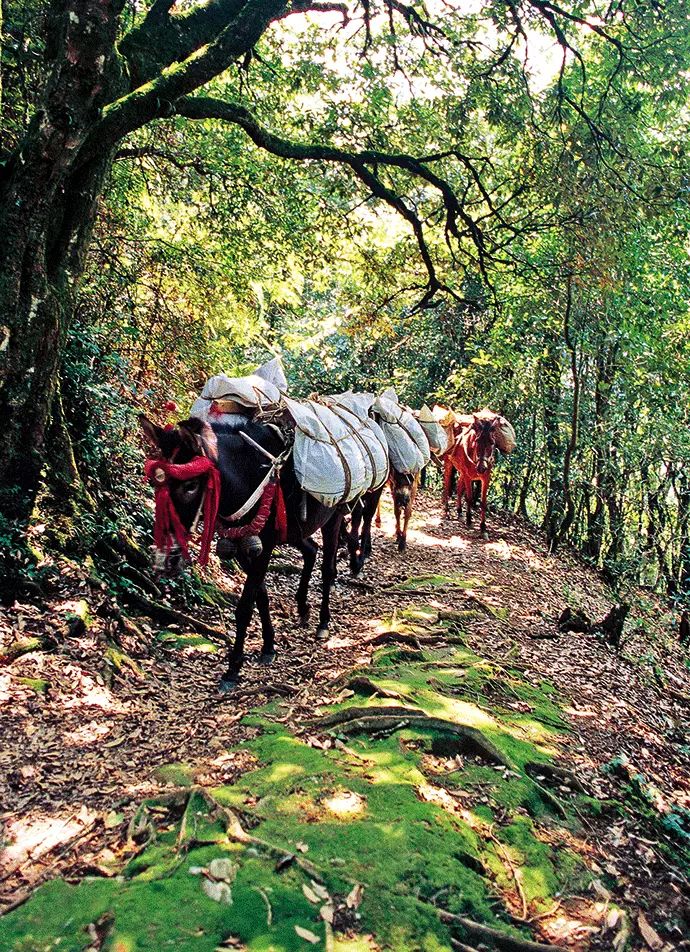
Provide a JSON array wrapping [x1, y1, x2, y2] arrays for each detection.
[[190, 359, 285, 423], [324, 393, 389, 492], [372, 388, 430, 475], [283, 397, 374, 507], [416, 404, 449, 455]]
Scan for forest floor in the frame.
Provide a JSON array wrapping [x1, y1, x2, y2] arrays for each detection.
[[1, 490, 689, 951]]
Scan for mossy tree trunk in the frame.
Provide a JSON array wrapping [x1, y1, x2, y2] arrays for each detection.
[[0, 0, 289, 519]]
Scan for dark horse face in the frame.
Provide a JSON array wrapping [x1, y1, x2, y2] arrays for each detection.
[[140, 415, 218, 573], [140, 414, 285, 573], [472, 415, 499, 474]]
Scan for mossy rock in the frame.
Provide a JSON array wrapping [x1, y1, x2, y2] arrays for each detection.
[[155, 630, 219, 653]]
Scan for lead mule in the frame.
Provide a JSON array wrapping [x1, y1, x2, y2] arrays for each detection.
[[140, 414, 344, 688]]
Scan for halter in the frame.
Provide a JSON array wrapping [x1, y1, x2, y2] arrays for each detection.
[[144, 455, 221, 567]]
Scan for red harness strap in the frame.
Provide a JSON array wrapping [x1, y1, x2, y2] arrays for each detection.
[[218, 479, 289, 544], [144, 456, 220, 567]]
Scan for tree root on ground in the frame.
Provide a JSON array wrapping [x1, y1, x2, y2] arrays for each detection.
[[306, 707, 513, 768], [437, 908, 561, 951], [345, 676, 403, 699], [524, 761, 586, 794], [122, 587, 230, 644]]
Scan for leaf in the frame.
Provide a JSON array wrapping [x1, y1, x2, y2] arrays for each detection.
[[295, 841, 309, 853], [346, 883, 364, 910], [320, 903, 334, 924], [637, 912, 663, 951], [302, 884, 321, 904], [294, 925, 320, 943], [203, 878, 233, 904], [309, 880, 330, 901]]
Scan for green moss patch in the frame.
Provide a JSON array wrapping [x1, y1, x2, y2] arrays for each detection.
[[1, 604, 597, 952]]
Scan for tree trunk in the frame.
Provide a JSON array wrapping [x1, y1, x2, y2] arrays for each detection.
[[0, 0, 126, 518]]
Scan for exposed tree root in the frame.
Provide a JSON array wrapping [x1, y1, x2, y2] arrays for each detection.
[[307, 707, 513, 768], [346, 676, 403, 699], [437, 908, 562, 951], [122, 587, 230, 644], [524, 761, 586, 794]]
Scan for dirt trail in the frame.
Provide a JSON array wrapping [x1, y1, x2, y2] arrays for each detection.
[[1, 490, 689, 947]]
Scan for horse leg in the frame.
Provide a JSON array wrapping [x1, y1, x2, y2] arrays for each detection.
[[399, 501, 411, 551], [443, 457, 453, 513], [362, 486, 383, 559], [456, 468, 464, 518], [295, 537, 318, 625], [465, 476, 474, 527], [374, 498, 382, 528], [255, 581, 276, 663], [317, 511, 343, 640], [479, 474, 490, 539], [348, 500, 365, 575], [222, 549, 273, 685]]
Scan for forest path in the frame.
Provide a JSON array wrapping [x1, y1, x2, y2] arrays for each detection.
[[1, 490, 688, 949]]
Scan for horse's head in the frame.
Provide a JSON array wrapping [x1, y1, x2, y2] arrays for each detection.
[[391, 470, 417, 509], [471, 410, 500, 474], [140, 415, 219, 574]]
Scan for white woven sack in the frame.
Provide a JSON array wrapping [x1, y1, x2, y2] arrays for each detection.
[[325, 396, 389, 491], [284, 398, 369, 506], [372, 390, 430, 475], [416, 405, 449, 455], [326, 391, 376, 421], [200, 372, 281, 408], [254, 357, 288, 393]]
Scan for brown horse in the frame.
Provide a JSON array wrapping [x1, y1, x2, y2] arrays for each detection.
[[443, 409, 515, 538], [387, 469, 420, 551]]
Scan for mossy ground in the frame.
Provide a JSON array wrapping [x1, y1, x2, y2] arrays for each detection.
[[1, 604, 598, 951]]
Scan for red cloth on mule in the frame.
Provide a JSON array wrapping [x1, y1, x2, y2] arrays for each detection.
[[218, 479, 289, 545], [144, 456, 220, 567]]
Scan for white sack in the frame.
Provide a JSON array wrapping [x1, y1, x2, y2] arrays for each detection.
[[200, 373, 281, 408], [325, 397, 389, 491], [326, 391, 376, 421], [284, 398, 370, 506], [254, 357, 288, 393], [416, 405, 449, 455], [372, 391, 430, 475]]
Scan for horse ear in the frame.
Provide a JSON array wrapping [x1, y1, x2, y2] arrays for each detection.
[[139, 414, 164, 449]]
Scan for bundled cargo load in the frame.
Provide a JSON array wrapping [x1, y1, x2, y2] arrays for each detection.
[[283, 397, 384, 507], [190, 359, 285, 423], [373, 388, 430, 475], [416, 404, 449, 456], [324, 393, 389, 492], [493, 414, 517, 453]]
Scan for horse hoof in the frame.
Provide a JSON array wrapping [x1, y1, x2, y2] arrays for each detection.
[[481, 530, 489, 540], [397, 538, 407, 552], [258, 651, 276, 666], [219, 672, 241, 693], [298, 606, 310, 627], [316, 628, 329, 642]]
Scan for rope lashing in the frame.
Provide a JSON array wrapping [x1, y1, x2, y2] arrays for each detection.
[[144, 456, 220, 567]]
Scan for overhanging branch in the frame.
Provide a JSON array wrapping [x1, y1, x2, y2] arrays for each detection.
[[175, 94, 496, 306]]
